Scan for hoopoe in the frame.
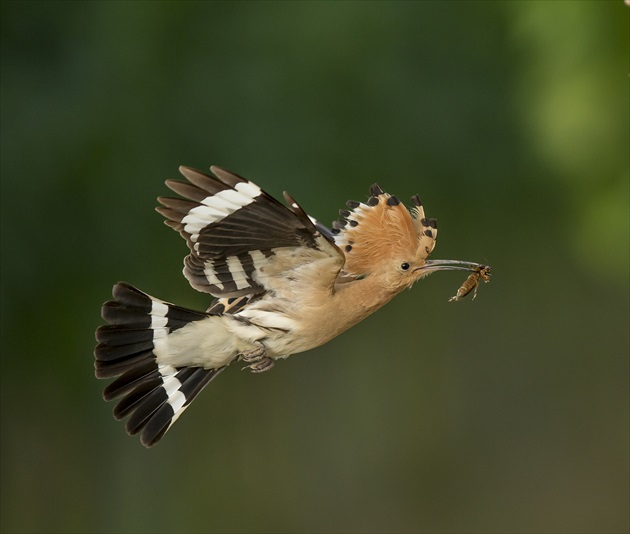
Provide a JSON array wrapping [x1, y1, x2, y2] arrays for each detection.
[[95, 165, 490, 447]]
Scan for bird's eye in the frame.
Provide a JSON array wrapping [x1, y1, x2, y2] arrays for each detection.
[[400, 262, 410, 271]]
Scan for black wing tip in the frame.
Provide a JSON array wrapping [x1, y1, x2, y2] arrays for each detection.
[[179, 164, 206, 175], [112, 281, 137, 294], [209, 165, 247, 186], [282, 191, 315, 227]]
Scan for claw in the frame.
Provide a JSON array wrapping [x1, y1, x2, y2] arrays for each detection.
[[238, 342, 275, 373], [240, 343, 266, 363], [243, 356, 275, 374]]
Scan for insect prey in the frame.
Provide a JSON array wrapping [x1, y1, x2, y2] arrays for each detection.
[[448, 265, 491, 302]]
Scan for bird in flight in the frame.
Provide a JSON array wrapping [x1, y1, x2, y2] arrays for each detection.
[[95, 165, 490, 447]]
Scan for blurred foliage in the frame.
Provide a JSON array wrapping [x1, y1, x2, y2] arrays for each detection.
[[1, 1, 628, 533]]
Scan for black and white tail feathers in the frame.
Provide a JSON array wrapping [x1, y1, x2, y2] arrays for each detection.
[[95, 283, 225, 447]]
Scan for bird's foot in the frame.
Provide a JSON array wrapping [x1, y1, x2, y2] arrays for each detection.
[[240, 343, 275, 373], [240, 343, 266, 363], [244, 356, 275, 374]]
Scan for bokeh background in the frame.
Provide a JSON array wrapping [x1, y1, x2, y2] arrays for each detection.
[[1, 1, 628, 533]]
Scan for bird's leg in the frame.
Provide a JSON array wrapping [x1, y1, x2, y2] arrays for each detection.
[[240, 342, 266, 363], [240, 342, 275, 373], [246, 357, 275, 373]]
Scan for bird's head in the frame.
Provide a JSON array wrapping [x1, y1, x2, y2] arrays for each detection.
[[332, 184, 485, 294]]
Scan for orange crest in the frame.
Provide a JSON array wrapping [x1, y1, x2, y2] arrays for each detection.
[[332, 184, 438, 276]]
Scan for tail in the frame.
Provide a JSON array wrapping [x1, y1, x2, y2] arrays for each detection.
[[95, 282, 225, 447]]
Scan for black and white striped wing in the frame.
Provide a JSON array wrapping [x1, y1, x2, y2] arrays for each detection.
[[156, 166, 344, 298]]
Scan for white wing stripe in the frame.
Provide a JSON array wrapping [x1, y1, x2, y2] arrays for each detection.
[[216, 188, 256, 207], [248, 250, 267, 270], [202, 265, 224, 290], [201, 194, 240, 212], [226, 256, 250, 290], [235, 181, 262, 198], [188, 206, 227, 220], [182, 186, 260, 243]]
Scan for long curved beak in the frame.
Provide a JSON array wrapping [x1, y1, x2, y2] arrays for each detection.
[[414, 259, 490, 274]]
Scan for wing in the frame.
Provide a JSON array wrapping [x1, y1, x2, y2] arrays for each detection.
[[156, 166, 345, 299]]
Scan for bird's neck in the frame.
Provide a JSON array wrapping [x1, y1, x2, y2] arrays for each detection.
[[333, 274, 397, 325], [297, 274, 397, 350]]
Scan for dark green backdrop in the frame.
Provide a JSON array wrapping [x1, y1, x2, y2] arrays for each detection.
[[1, 1, 628, 533]]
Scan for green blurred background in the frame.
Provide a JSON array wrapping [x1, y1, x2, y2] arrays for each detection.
[[1, 1, 628, 533]]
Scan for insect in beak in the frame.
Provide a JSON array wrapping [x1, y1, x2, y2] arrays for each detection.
[[448, 265, 492, 302], [415, 261, 492, 302]]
